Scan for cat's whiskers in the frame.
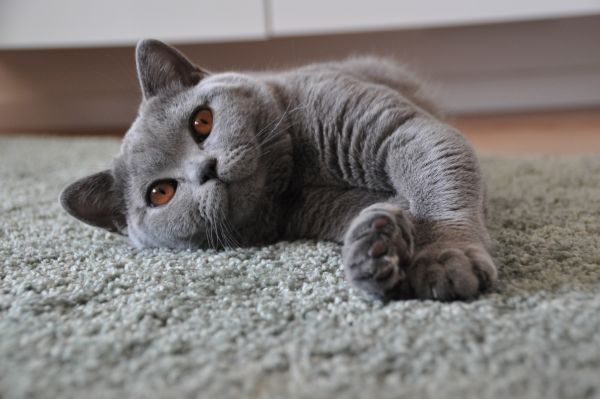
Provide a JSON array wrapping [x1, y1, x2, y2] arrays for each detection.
[[186, 232, 194, 250], [254, 111, 285, 139], [255, 121, 295, 148], [206, 221, 218, 250], [218, 220, 232, 249], [215, 219, 228, 250], [256, 106, 291, 140], [221, 215, 240, 248], [215, 208, 239, 249], [254, 104, 306, 159], [255, 132, 288, 153], [255, 105, 307, 147], [214, 220, 227, 250], [256, 150, 273, 162], [253, 121, 299, 162], [205, 224, 212, 249], [254, 102, 297, 137]]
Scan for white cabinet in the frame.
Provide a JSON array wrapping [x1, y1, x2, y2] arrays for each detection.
[[0, 0, 266, 49], [2, 0, 600, 48], [269, 0, 600, 35]]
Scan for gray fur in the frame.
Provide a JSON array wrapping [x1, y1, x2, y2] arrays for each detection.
[[60, 39, 497, 301]]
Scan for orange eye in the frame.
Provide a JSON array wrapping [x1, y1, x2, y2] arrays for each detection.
[[147, 180, 177, 207], [192, 108, 213, 138]]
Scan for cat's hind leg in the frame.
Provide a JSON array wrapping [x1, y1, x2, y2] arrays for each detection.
[[384, 120, 498, 301], [342, 203, 415, 300], [409, 237, 496, 301]]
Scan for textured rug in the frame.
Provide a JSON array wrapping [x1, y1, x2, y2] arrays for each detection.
[[1, 136, 599, 399]]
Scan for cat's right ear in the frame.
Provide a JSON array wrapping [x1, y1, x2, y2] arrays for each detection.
[[59, 170, 127, 234], [135, 39, 208, 99]]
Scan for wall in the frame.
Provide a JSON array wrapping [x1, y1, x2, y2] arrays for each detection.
[[0, 15, 599, 132]]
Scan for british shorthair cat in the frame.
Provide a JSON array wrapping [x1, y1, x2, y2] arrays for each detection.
[[61, 39, 496, 301]]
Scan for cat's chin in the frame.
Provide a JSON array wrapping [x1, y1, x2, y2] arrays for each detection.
[[223, 174, 266, 225]]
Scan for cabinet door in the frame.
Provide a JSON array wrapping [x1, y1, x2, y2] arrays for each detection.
[[269, 0, 600, 35], [0, 0, 266, 49]]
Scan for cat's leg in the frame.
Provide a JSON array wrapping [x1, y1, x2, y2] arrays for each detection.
[[283, 188, 416, 300], [341, 202, 416, 300], [397, 216, 497, 301], [384, 119, 497, 301]]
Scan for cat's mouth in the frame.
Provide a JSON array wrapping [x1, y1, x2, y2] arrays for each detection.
[[214, 145, 258, 184], [203, 169, 264, 228]]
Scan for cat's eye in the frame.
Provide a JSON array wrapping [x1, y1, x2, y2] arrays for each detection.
[[191, 107, 213, 139], [147, 180, 177, 207]]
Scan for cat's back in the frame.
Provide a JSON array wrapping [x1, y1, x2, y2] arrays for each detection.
[[255, 57, 447, 189], [269, 56, 439, 116]]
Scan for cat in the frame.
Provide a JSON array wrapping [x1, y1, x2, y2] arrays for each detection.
[[60, 39, 497, 302]]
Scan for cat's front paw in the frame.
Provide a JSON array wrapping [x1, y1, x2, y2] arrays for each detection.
[[408, 243, 497, 301], [342, 204, 414, 300]]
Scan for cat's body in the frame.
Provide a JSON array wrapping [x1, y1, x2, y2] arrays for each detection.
[[61, 40, 497, 301]]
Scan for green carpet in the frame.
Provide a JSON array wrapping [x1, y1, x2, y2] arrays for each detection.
[[1, 136, 599, 399]]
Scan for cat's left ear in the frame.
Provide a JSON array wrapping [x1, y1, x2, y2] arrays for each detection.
[[135, 39, 208, 99], [59, 170, 127, 234]]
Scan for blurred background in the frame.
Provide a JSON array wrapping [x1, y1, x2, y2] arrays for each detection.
[[1, 0, 599, 152]]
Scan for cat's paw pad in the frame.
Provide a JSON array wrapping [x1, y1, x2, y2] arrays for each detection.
[[342, 204, 414, 300], [409, 243, 497, 301]]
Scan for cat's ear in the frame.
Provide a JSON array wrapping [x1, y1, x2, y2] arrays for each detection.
[[60, 170, 127, 234], [135, 39, 208, 99]]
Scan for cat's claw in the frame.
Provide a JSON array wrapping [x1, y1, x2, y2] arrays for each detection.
[[342, 203, 414, 300]]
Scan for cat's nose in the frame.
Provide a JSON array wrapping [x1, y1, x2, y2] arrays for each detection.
[[197, 158, 217, 184]]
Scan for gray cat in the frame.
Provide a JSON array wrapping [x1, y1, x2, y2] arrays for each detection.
[[60, 39, 497, 301]]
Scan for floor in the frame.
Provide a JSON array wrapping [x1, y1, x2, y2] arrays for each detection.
[[450, 108, 600, 154]]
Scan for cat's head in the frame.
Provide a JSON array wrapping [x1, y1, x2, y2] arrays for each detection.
[[60, 39, 292, 249]]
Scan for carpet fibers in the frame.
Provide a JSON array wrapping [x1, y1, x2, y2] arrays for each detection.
[[1, 136, 600, 399]]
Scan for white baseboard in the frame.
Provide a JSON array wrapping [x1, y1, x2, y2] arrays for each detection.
[[435, 68, 600, 113]]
